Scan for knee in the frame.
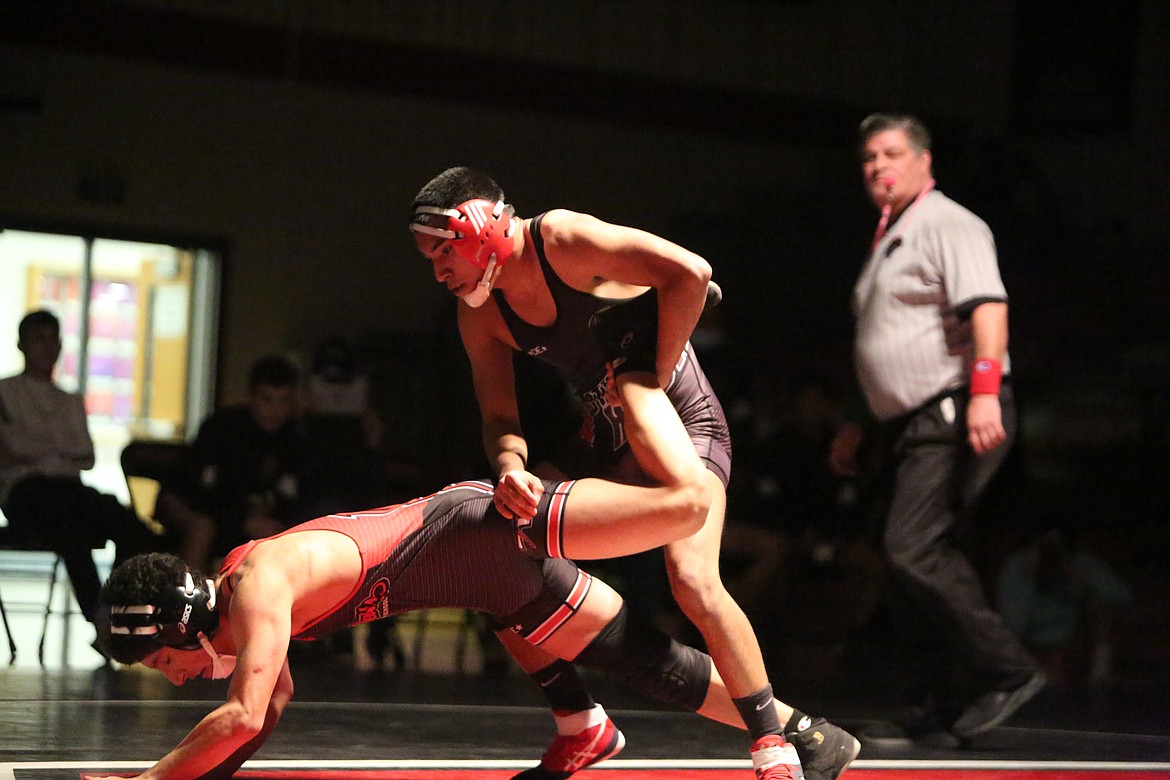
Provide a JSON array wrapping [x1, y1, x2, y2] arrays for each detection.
[[883, 521, 924, 569], [669, 560, 726, 619], [574, 603, 711, 711], [884, 532, 943, 591], [670, 480, 712, 539], [885, 546, 918, 582]]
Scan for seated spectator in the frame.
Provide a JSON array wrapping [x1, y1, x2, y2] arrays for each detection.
[[301, 336, 423, 515], [300, 336, 423, 672], [155, 354, 311, 573], [997, 526, 1134, 688], [0, 309, 158, 644]]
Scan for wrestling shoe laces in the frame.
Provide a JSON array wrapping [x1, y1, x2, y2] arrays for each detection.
[[750, 734, 804, 780], [784, 716, 860, 780], [512, 714, 625, 780]]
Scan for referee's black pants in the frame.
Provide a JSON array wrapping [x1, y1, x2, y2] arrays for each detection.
[[879, 385, 1037, 704]]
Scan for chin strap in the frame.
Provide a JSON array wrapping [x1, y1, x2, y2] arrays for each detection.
[[459, 255, 499, 308], [198, 632, 237, 679]]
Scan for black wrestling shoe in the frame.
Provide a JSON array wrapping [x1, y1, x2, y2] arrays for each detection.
[[785, 715, 861, 780], [951, 670, 1047, 739], [705, 279, 722, 309]]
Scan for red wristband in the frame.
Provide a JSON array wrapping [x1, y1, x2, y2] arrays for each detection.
[[970, 357, 1002, 396]]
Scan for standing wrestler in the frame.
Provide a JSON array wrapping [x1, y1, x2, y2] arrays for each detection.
[[89, 379, 807, 780], [829, 113, 1045, 741], [408, 167, 858, 780]]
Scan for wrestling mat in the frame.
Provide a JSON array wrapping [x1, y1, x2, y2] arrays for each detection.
[[3, 761, 1170, 780]]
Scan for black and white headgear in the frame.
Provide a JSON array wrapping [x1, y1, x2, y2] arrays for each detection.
[[109, 571, 220, 649]]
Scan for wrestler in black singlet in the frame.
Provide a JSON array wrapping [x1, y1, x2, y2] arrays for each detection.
[[492, 213, 732, 486]]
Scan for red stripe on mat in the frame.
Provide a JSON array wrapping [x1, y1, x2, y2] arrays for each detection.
[[230, 772, 1170, 780], [84, 772, 1170, 780]]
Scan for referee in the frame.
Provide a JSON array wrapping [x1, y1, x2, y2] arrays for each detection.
[[830, 112, 1046, 744]]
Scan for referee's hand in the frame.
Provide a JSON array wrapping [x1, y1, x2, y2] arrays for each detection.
[[967, 394, 1006, 454]]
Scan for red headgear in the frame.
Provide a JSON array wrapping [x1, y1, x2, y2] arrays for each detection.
[[410, 199, 516, 307], [411, 199, 516, 269]]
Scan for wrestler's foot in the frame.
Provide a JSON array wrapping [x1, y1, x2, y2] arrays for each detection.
[[750, 734, 803, 779], [785, 716, 860, 780], [512, 708, 625, 780], [705, 279, 722, 309]]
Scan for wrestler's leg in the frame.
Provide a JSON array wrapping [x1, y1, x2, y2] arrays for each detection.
[[566, 574, 859, 778], [664, 477, 776, 702], [618, 369, 820, 755], [602, 368, 789, 729], [497, 576, 617, 780], [609, 372, 710, 488], [547, 477, 707, 559], [535, 373, 713, 560], [521, 573, 753, 731]]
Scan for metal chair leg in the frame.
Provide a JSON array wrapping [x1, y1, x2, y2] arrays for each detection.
[[411, 611, 430, 671], [0, 585, 16, 664], [453, 610, 477, 674], [38, 556, 61, 666]]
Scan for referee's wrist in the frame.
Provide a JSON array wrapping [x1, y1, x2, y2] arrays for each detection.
[[970, 357, 1002, 395]]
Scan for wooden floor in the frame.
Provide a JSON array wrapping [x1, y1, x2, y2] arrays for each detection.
[[2, 618, 1169, 778]]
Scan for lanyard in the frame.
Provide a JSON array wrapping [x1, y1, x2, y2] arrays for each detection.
[[871, 178, 936, 251]]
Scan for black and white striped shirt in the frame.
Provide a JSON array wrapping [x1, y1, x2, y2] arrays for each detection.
[[852, 190, 1010, 421]]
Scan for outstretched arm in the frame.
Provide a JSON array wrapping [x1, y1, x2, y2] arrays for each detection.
[[88, 570, 295, 779], [204, 659, 295, 779], [458, 301, 545, 521], [84, 659, 293, 780]]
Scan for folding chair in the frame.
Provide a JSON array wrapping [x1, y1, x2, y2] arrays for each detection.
[[0, 527, 80, 665]]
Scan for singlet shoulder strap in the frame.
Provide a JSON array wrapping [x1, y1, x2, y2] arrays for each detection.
[[529, 212, 548, 261], [493, 211, 570, 321], [527, 212, 572, 294]]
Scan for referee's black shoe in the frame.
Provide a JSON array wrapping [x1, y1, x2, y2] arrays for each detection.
[[951, 669, 1047, 739]]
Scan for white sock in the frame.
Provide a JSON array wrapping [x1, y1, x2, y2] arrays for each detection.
[[555, 703, 606, 735]]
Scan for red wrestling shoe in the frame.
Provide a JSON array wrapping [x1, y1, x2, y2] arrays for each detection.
[[750, 734, 804, 780], [512, 713, 625, 780]]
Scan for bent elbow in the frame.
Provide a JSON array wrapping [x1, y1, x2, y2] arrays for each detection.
[[235, 712, 267, 741], [219, 703, 267, 742], [689, 255, 713, 287]]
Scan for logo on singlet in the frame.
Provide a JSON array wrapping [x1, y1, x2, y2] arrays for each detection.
[[355, 577, 391, 622], [527, 346, 548, 357]]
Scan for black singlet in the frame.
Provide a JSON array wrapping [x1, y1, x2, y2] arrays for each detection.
[[492, 213, 731, 485]]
